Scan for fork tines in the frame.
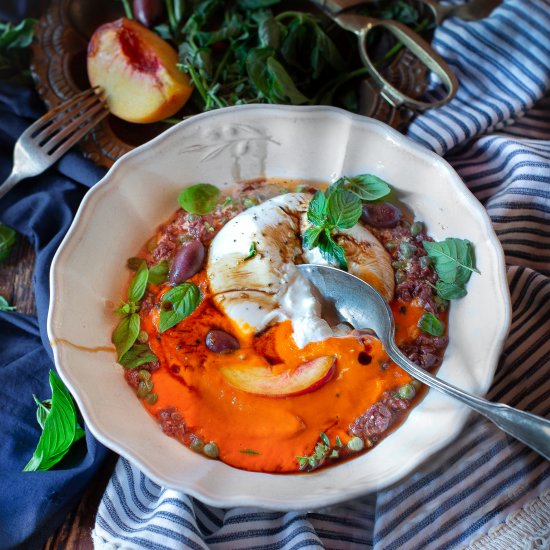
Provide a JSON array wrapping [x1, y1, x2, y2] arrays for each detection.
[[30, 88, 109, 158]]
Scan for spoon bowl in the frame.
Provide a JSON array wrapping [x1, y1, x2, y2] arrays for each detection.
[[297, 264, 550, 461]]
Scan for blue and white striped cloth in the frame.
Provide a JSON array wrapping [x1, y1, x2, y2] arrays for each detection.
[[93, 1, 550, 548]]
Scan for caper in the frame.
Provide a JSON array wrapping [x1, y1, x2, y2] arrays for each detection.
[[411, 221, 423, 237], [243, 197, 258, 209], [385, 240, 398, 251], [137, 330, 149, 343], [137, 379, 154, 398], [395, 269, 407, 284], [190, 437, 205, 453], [411, 380, 422, 390], [203, 442, 219, 458], [435, 296, 449, 311], [398, 383, 416, 400], [347, 436, 364, 452], [146, 392, 158, 405], [138, 369, 151, 381], [420, 256, 432, 269], [400, 242, 415, 259], [392, 260, 406, 270]]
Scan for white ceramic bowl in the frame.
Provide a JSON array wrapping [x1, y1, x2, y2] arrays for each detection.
[[48, 105, 510, 510]]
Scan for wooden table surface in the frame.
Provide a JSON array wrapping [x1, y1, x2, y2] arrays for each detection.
[[0, 234, 117, 549]]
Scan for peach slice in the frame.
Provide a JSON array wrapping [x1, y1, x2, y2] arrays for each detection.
[[87, 18, 193, 123], [220, 356, 336, 397]]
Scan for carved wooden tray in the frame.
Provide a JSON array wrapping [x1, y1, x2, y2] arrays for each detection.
[[31, 0, 427, 169]]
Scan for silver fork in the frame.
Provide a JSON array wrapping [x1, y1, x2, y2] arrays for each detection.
[[0, 88, 108, 200]]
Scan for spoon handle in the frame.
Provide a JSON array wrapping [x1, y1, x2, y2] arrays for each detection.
[[386, 341, 550, 461]]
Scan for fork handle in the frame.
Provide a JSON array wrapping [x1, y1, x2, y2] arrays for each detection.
[[0, 172, 22, 201], [386, 340, 550, 461]]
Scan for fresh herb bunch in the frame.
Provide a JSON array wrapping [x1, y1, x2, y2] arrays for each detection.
[[0, 18, 37, 83], [153, 0, 363, 112], [304, 174, 391, 270]]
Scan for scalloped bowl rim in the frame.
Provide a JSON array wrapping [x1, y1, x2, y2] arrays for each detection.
[[47, 105, 511, 510]]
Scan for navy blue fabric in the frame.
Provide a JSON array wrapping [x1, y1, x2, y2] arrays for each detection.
[[0, 3, 109, 548]]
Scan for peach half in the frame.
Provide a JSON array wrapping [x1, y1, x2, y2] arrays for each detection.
[[87, 18, 193, 123], [220, 355, 336, 398]]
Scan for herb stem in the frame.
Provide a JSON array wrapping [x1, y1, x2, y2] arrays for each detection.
[[120, 0, 133, 19], [274, 11, 308, 22], [165, 0, 178, 32], [184, 64, 209, 106]]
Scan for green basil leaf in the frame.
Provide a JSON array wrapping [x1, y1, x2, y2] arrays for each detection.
[[255, 11, 281, 49], [23, 371, 81, 472], [324, 178, 345, 199], [159, 283, 202, 333], [244, 241, 257, 261], [418, 312, 445, 337], [128, 261, 149, 303], [119, 344, 158, 369], [112, 313, 140, 359], [266, 56, 308, 104], [114, 302, 133, 316], [423, 238, 479, 285], [280, 17, 313, 72], [312, 26, 344, 78], [0, 295, 16, 311], [318, 231, 348, 270], [303, 226, 323, 249], [178, 183, 220, 215], [307, 190, 328, 226], [346, 174, 391, 201], [0, 222, 16, 262], [327, 189, 362, 229], [380, 0, 419, 25], [435, 280, 468, 300], [246, 47, 275, 97], [148, 260, 170, 285]]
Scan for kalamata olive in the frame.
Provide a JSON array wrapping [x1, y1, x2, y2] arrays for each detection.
[[133, 0, 164, 28], [361, 201, 402, 228], [205, 329, 240, 353], [169, 240, 205, 284]]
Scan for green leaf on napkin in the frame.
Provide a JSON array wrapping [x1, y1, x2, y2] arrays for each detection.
[[23, 371, 85, 472], [0, 295, 16, 311], [0, 223, 16, 263]]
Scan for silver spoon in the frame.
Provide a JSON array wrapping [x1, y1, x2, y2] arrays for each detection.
[[297, 264, 550, 461]]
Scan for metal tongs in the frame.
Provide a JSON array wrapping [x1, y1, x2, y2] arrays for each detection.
[[311, 0, 498, 111]]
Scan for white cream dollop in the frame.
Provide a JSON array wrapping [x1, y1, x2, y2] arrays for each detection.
[[206, 192, 393, 348]]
